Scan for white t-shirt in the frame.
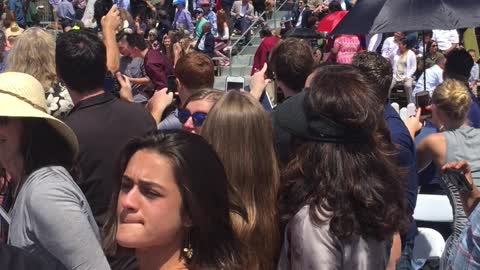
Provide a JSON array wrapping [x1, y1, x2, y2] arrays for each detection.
[[432, 29, 459, 51]]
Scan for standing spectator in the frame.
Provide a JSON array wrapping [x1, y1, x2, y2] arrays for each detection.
[[57, 0, 76, 32], [56, 29, 156, 232], [413, 55, 446, 97], [293, 0, 311, 29], [331, 34, 361, 64], [8, 0, 25, 28], [231, 0, 254, 44], [391, 37, 417, 103], [468, 49, 479, 92], [172, 0, 194, 34], [432, 29, 459, 55], [195, 22, 214, 58], [7, 27, 74, 118], [276, 64, 409, 269], [381, 32, 404, 60], [0, 72, 110, 270], [124, 33, 174, 90], [103, 131, 245, 270], [251, 27, 279, 75], [201, 0, 217, 36], [201, 91, 281, 270]]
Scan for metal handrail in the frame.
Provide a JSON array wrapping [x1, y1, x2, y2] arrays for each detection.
[[228, 10, 267, 75], [227, 0, 290, 75]]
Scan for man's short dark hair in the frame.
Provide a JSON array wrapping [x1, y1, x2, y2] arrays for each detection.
[[270, 38, 314, 93], [126, 33, 148, 51], [175, 52, 214, 91], [56, 30, 107, 94], [352, 52, 393, 103], [444, 48, 474, 83]]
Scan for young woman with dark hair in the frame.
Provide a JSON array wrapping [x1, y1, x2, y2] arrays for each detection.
[[103, 130, 245, 270], [276, 64, 409, 269]]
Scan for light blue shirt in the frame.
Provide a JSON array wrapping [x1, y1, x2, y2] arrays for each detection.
[[469, 63, 479, 86], [413, 64, 444, 97]]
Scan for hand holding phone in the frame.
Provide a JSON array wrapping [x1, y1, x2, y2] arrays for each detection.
[[415, 91, 432, 119], [441, 160, 474, 194]]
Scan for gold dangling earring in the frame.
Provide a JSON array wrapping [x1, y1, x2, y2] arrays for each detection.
[[183, 231, 193, 260]]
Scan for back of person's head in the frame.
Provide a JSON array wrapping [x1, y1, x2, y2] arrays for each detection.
[[201, 91, 280, 270], [278, 64, 408, 241], [328, 1, 342, 12], [8, 27, 56, 89], [352, 52, 393, 103], [444, 48, 474, 83], [94, 0, 113, 29], [126, 33, 148, 50], [270, 38, 314, 93], [104, 130, 245, 269], [56, 30, 107, 94], [432, 79, 471, 125], [184, 88, 224, 107], [259, 27, 272, 38], [202, 22, 211, 34], [175, 52, 214, 91]]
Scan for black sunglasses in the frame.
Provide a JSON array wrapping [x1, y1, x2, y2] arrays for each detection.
[[178, 109, 208, 127]]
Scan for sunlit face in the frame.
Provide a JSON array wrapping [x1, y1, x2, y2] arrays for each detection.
[[116, 150, 187, 250], [118, 38, 132, 57], [0, 117, 24, 183], [313, 49, 322, 64], [429, 42, 438, 54], [163, 35, 171, 47], [182, 99, 214, 134]]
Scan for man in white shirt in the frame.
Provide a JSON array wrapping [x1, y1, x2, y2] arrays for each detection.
[[367, 33, 382, 52], [391, 38, 417, 103], [413, 56, 445, 97], [381, 32, 404, 61], [432, 29, 459, 54], [469, 49, 479, 95]]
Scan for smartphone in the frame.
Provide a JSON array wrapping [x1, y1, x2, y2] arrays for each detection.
[[167, 75, 177, 94], [225, 76, 245, 91], [265, 52, 274, 80], [415, 91, 432, 118], [443, 170, 473, 193]]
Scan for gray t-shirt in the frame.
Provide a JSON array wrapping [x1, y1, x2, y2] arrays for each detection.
[[120, 56, 148, 103], [8, 166, 110, 270]]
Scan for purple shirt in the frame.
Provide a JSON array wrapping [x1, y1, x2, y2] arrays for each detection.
[[172, 8, 194, 34]]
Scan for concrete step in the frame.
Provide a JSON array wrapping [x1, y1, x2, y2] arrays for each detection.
[[214, 76, 252, 91], [217, 64, 252, 77], [232, 54, 254, 66], [240, 45, 259, 55]]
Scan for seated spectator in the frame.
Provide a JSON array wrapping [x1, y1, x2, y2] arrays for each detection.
[[7, 27, 74, 118], [443, 49, 480, 128], [201, 91, 280, 270], [103, 131, 245, 270], [180, 89, 223, 134], [418, 40, 443, 72], [444, 161, 480, 269], [147, 28, 160, 50], [276, 64, 408, 269], [215, 9, 231, 66], [381, 32, 404, 60], [331, 34, 361, 64], [292, 0, 311, 29], [391, 37, 417, 104], [468, 49, 479, 92], [57, 0, 76, 32], [413, 55, 446, 97], [230, 0, 254, 44], [0, 72, 110, 269], [415, 79, 479, 265]]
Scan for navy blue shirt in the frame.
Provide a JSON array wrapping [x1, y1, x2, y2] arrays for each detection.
[[468, 90, 480, 128], [384, 104, 418, 244]]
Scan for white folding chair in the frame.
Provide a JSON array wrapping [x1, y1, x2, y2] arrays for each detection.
[[413, 194, 453, 222], [412, 227, 445, 260]]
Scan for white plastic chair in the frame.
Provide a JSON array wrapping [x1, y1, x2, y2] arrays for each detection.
[[412, 227, 446, 260], [413, 194, 453, 222]]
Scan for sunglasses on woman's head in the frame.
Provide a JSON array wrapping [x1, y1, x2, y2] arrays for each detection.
[[178, 109, 208, 127]]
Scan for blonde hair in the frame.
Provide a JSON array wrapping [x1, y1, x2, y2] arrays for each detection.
[[432, 79, 471, 124], [183, 88, 224, 107], [7, 28, 56, 90], [201, 91, 280, 270]]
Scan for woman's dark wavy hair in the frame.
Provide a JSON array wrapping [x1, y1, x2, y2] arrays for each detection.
[[278, 64, 409, 241], [103, 130, 245, 270]]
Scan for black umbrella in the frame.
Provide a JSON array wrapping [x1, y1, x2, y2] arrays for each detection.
[[332, 0, 480, 35], [283, 28, 322, 39]]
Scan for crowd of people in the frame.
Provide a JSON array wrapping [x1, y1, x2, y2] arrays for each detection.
[[0, 0, 480, 269]]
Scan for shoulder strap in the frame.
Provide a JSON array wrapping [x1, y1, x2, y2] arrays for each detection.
[[0, 206, 10, 225]]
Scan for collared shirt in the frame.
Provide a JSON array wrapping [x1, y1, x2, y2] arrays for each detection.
[[144, 48, 174, 89], [381, 36, 398, 60], [205, 10, 218, 36], [413, 64, 444, 97], [173, 8, 194, 34], [57, 0, 75, 20], [65, 92, 156, 227], [432, 29, 459, 51], [448, 203, 480, 269]]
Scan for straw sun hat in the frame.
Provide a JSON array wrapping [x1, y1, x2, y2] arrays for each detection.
[[0, 72, 79, 156]]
